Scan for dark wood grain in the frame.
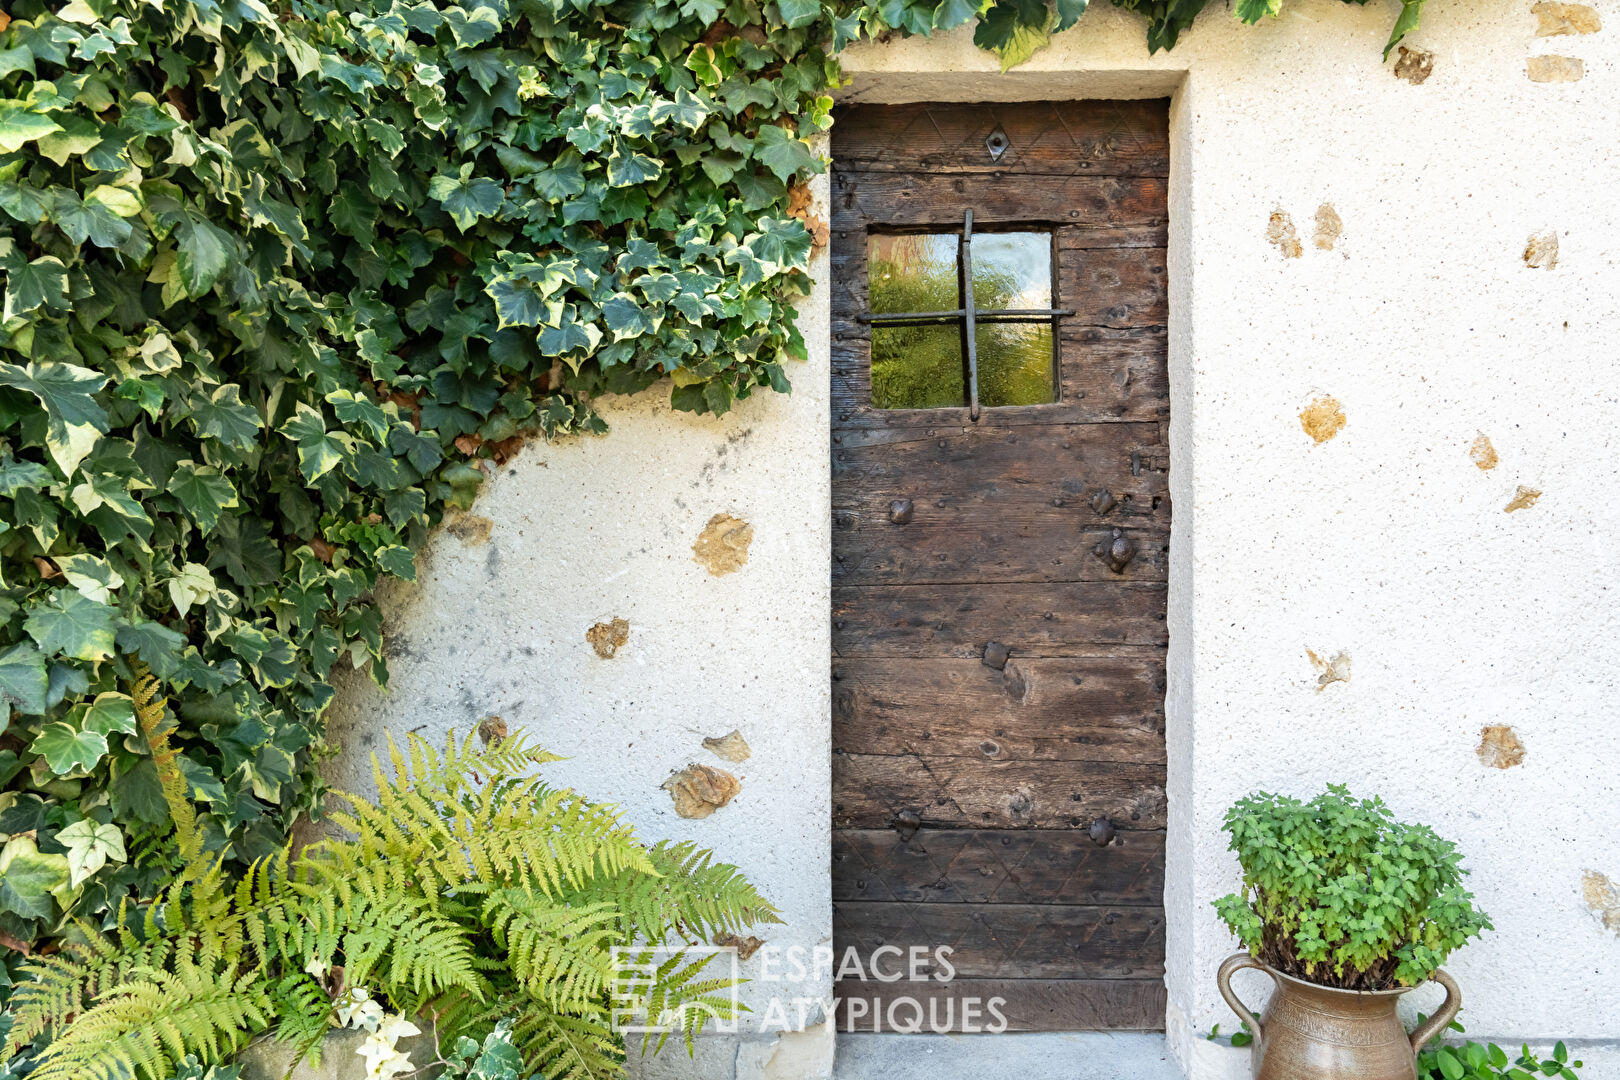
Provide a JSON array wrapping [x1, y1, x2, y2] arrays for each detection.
[[832, 754, 1167, 830], [831, 657, 1165, 763], [833, 829, 1166, 905], [833, 582, 1169, 657], [832, 978, 1166, 1031], [832, 174, 1169, 229], [833, 901, 1166, 979], [831, 100, 1170, 179]]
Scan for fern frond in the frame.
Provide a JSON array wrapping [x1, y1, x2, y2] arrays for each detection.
[[510, 1006, 624, 1080], [26, 962, 273, 1080]]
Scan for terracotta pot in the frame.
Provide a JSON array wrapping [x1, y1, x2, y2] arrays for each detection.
[[1217, 953, 1461, 1080]]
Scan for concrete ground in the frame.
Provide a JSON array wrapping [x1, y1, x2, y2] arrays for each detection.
[[834, 1033, 1186, 1080]]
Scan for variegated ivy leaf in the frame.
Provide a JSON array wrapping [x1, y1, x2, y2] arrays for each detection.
[[167, 562, 218, 617], [24, 589, 118, 663], [0, 360, 109, 477], [30, 721, 108, 777], [56, 553, 125, 604], [56, 818, 126, 887]]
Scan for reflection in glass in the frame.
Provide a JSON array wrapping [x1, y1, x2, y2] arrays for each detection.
[[868, 233, 958, 315], [970, 232, 1051, 310], [871, 326, 966, 409], [976, 322, 1055, 407]]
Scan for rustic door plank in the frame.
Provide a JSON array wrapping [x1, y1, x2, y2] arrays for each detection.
[[833, 829, 1167, 905], [832, 582, 1170, 657], [833, 901, 1166, 979], [831, 656, 1165, 763], [831, 100, 1170, 178], [833, 754, 1167, 830]]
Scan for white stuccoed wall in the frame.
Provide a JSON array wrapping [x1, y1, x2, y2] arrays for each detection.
[[327, 1, 1620, 1077], [324, 168, 835, 1079]]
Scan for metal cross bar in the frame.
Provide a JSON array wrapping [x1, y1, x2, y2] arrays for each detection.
[[963, 209, 979, 420], [861, 308, 1074, 325]]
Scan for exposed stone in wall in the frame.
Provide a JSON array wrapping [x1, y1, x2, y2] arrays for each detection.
[[1527, 55, 1585, 82], [1524, 230, 1560, 269], [1393, 45, 1435, 84], [662, 763, 742, 818], [1308, 649, 1351, 691], [444, 511, 494, 546], [587, 617, 630, 658], [703, 729, 752, 762], [1583, 871, 1620, 935], [1299, 396, 1346, 444], [1504, 485, 1542, 513], [1533, 2, 1601, 36], [477, 714, 508, 746], [1477, 725, 1526, 768], [1266, 209, 1302, 259], [714, 931, 766, 960], [1469, 433, 1499, 470], [1313, 204, 1343, 250], [692, 513, 754, 575]]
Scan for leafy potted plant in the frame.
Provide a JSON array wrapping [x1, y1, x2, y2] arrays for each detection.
[[1213, 785, 1492, 1080]]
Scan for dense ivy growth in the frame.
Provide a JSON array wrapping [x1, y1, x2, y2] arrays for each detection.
[[0, 0, 1429, 992]]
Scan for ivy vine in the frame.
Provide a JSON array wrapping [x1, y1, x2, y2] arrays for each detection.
[[0, 0, 1427, 990]]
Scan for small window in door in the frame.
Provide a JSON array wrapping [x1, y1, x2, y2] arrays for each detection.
[[865, 212, 1068, 417]]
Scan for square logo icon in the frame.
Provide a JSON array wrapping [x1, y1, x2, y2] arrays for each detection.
[[610, 944, 742, 1035]]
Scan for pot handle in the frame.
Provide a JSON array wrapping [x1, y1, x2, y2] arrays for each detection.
[[1408, 969, 1462, 1056], [1216, 952, 1274, 1048]]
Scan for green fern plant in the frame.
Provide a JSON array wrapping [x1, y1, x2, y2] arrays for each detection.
[[5, 724, 778, 1080]]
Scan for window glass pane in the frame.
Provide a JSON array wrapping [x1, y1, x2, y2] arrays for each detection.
[[872, 325, 966, 409], [869, 233, 959, 315], [970, 232, 1051, 310], [976, 322, 1055, 407]]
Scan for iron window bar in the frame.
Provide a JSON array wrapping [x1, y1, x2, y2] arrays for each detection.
[[858, 210, 1072, 421]]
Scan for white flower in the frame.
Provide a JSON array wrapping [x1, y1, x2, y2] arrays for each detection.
[[357, 1028, 416, 1080], [304, 955, 329, 981], [375, 1014, 421, 1044], [334, 986, 384, 1031]]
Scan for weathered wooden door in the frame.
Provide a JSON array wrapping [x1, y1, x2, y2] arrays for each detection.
[[830, 101, 1171, 1032]]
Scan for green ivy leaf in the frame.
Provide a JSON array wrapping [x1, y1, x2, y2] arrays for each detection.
[[428, 167, 505, 230], [1055, 0, 1089, 31], [279, 403, 351, 482], [0, 837, 69, 920], [56, 553, 125, 604], [1, 252, 70, 321], [25, 589, 119, 662], [170, 461, 240, 534], [175, 216, 235, 297], [487, 276, 547, 328], [56, 818, 126, 888], [1384, 0, 1425, 58], [752, 126, 815, 183], [188, 384, 263, 448], [0, 641, 48, 717], [30, 721, 109, 776], [0, 360, 110, 478], [0, 100, 63, 154], [974, 0, 1056, 70], [1234, 0, 1280, 21]]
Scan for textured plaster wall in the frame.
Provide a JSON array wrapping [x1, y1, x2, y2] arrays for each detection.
[[323, 169, 834, 1078], [838, 0, 1620, 1076]]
